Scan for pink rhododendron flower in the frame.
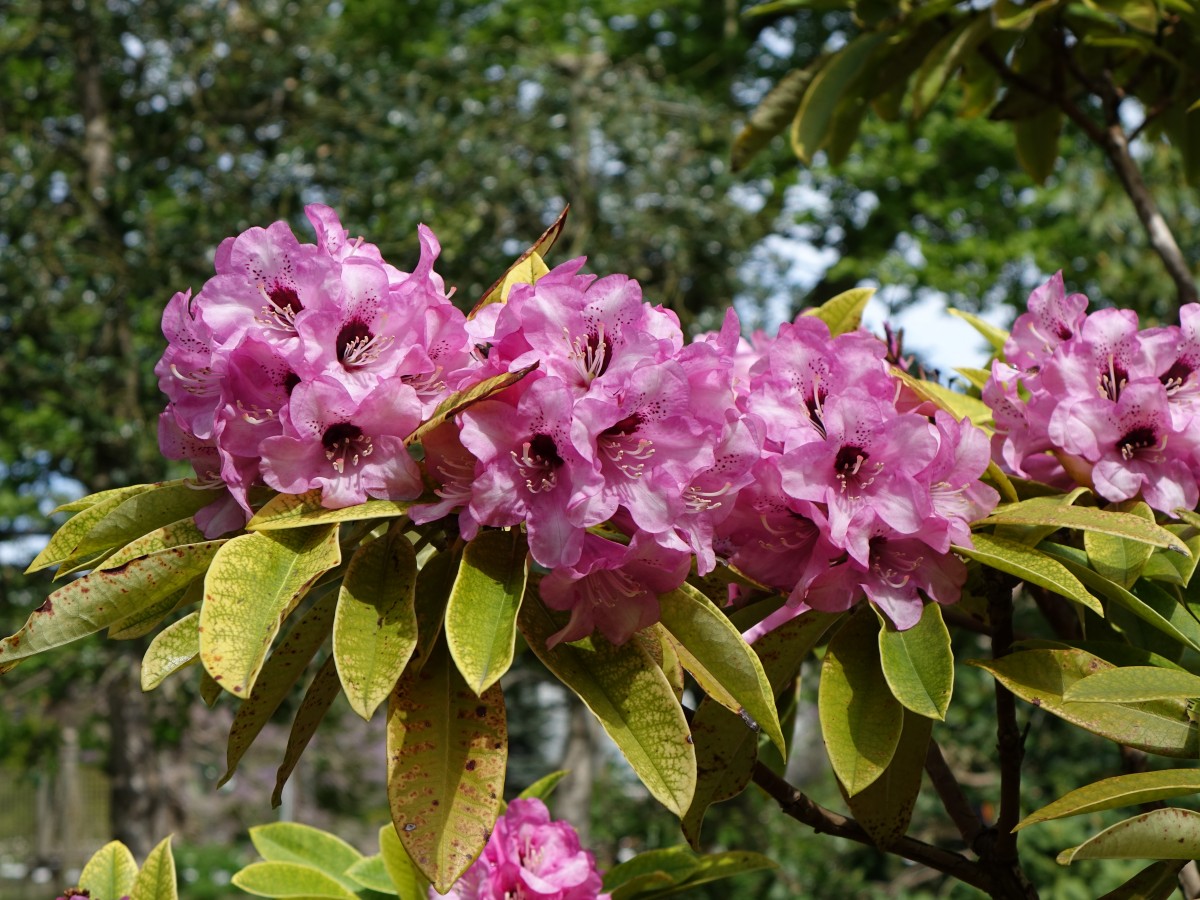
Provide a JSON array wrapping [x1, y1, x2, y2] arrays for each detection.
[[434, 798, 608, 900]]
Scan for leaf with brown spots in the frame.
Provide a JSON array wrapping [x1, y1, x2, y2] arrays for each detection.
[[1058, 807, 1200, 863], [386, 638, 506, 894], [843, 707, 931, 848], [0, 541, 223, 665], [247, 490, 412, 531], [469, 206, 567, 317], [272, 654, 342, 807], [26, 483, 153, 574]]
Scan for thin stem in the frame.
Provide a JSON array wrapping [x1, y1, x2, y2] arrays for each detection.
[[986, 575, 1024, 862], [925, 740, 984, 846]]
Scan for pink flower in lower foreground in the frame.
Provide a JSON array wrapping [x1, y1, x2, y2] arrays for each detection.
[[435, 798, 608, 900]]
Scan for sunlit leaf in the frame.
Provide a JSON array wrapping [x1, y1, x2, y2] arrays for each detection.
[[800, 286, 875, 336], [248, 490, 411, 531], [471, 206, 568, 315], [28, 484, 152, 574], [249, 821, 363, 894], [231, 861, 357, 899], [406, 365, 538, 448], [379, 823, 430, 900], [844, 708, 932, 848], [130, 835, 178, 900], [893, 368, 994, 427], [78, 840, 138, 900], [877, 602, 954, 720], [1018, 769, 1200, 830], [984, 497, 1188, 553], [141, 611, 200, 691], [955, 534, 1102, 614], [1058, 808, 1200, 863], [947, 307, 1009, 352], [1064, 665, 1200, 702]]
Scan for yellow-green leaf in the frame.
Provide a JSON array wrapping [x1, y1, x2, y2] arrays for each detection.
[[731, 68, 814, 172], [344, 855, 395, 895], [955, 534, 1102, 614], [1065, 666, 1200, 702], [971, 649, 1199, 757], [844, 708, 932, 848], [517, 770, 569, 803], [78, 840, 138, 900], [27, 484, 152, 573], [70, 479, 217, 562], [247, 490, 411, 531], [406, 365, 538, 448], [387, 639, 507, 893], [471, 206, 567, 316], [446, 529, 529, 695], [219, 592, 338, 784], [200, 525, 340, 697], [231, 861, 358, 899], [141, 612, 200, 691], [658, 582, 785, 755], [1086, 502, 1157, 587], [877, 602, 954, 720], [131, 835, 177, 900], [800, 286, 875, 336], [1015, 105, 1062, 185], [791, 34, 886, 164], [911, 13, 993, 119], [0, 541, 223, 664], [985, 497, 1188, 553], [334, 530, 419, 720], [519, 591, 696, 816], [603, 846, 700, 896], [1097, 860, 1187, 900], [1018, 769, 1200, 830], [1058, 808, 1200, 863], [109, 577, 201, 641], [410, 547, 461, 676], [249, 821, 363, 894], [379, 823, 430, 900], [99, 517, 208, 571], [819, 608, 904, 796], [1142, 526, 1200, 586], [272, 654, 342, 808], [893, 368, 994, 427], [52, 483, 153, 515], [947, 307, 1009, 352]]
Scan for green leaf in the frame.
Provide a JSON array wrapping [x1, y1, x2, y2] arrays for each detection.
[[108, 578, 198, 641], [1065, 665, 1200, 702], [819, 608, 904, 796], [994, 0, 1066, 30], [387, 638, 507, 893], [1142, 525, 1200, 586], [1014, 104, 1062, 184], [344, 854, 397, 895], [1018, 769, 1200, 830], [791, 34, 887, 164], [219, 592, 338, 784], [248, 490, 412, 531], [379, 823, 430, 900], [272, 654, 342, 808], [130, 835, 178, 900], [231, 861, 358, 899], [405, 365, 538, 448], [657, 851, 779, 896], [986, 460, 1020, 504], [78, 840, 138, 900], [1097, 860, 1187, 899], [470, 205, 567, 316], [410, 547, 461, 675], [971, 649, 1200, 757], [658, 582, 786, 754], [603, 846, 700, 895], [985, 496, 1188, 553], [249, 821, 363, 894], [0, 541, 223, 664], [199, 669, 222, 708], [1086, 502, 1157, 587], [732, 68, 814, 172], [892, 368, 994, 427], [200, 525, 341, 697], [844, 708, 932, 848], [334, 530, 419, 720], [516, 769, 569, 803], [446, 529, 529, 695], [911, 13, 993, 119], [800, 286, 875, 336], [949, 307, 1009, 352], [518, 591, 696, 816], [1058, 808, 1200, 863], [52, 483, 152, 515], [99, 517, 208, 570], [69, 479, 217, 562], [27, 484, 152, 573], [141, 612, 200, 691], [955, 534, 1102, 614], [877, 603, 954, 720]]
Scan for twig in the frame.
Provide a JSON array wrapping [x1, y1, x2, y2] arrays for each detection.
[[926, 740, 984, 846]]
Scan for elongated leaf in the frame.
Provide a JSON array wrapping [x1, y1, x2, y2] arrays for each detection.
[[519, 592, 695, 816], [28, 484, 151, 573], [517, 770, 569, 803], [1085, 502, 1156, 587], [1142, 525, 1200, 586], [1018, 769, 1200, 830], [1059, 808, 1200, 863], [250, 822, 363, 894], [985, 497, 1188, 553], [334, 530, 419, 720], [446, 529, 529, 695], [406, 365, 538, 448], [986, 460, 1020, 504], [141, 612, 200, 691], [100, 517, 208, 570], [658, 582, 785, 754], [200, 525, 340, 697], [53, 483, 152, 515], [131, 835, 177, 900], [955, 534, 1102, 614], [912, 13, 993, 119], [947, 307, 1009, 352], [379, 823, 429, 900], [410, 547, 461, 675], [800, 287, 875, 336], [231, 861, 358, 899], [248, 490, 411, 531], [71, 479, 216, 561], [471, 206, 568, 316], [78, 840, 138, 900], [877, 602, 954, 720], [893, 368, 994, 427], [972, 649, 1199, 757], [844, 709, 932, 848], [344, 855, 396, 895], [732, 68, 813, 172], [603, 846, 700, 895], [387, 639, 507, 893], [272, 654, 342, 807], [109, 575, 201, 640], [820, 609, 904, 796], [0, 541, 222, 664], [1097, 860, 1187, 900], [657, 850, 779, 896], [791, 34, 886, 164], [1065, 666, 1200, 702], [219, 592, 338, 784], [199, 669, 222, 707]]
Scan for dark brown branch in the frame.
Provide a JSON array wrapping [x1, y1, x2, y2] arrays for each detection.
[[985, 576, 1024, 861]]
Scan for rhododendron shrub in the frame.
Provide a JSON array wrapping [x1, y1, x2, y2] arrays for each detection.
[[12, 210, 1200, 898]]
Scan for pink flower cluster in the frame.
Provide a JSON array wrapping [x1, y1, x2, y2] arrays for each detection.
[[156, 212, 999, 639], [985, 273, 1200, 514], [435, 798, 608, 900]]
